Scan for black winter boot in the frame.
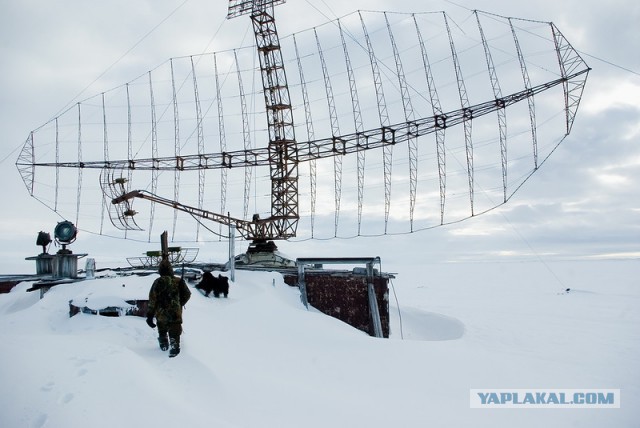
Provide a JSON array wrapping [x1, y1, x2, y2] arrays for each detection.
[[169, 338, 180, 358], [158, 335, 169, 351]]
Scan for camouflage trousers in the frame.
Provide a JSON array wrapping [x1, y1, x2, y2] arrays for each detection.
[[157, 322, 182, 349]]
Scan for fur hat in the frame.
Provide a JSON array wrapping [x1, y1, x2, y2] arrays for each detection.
[[158, 259, 174, 276]]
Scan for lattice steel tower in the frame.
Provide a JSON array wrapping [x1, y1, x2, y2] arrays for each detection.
[[227, 0, 299, 242]]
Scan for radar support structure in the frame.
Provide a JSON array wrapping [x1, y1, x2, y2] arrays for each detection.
[[227, 0, 299, 242], [107, 0, 299, 252]]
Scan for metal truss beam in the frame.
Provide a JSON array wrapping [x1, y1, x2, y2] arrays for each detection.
[[387, 13, 417, 231], [551, 23, 591, 135], [190, 56, 206, 241], [509, 18, 538, 169], [293, 34, 317, 237], [445, 13, 473, 220], [339, 20, 365, 236], [360, 11, 392, 233], [476, 11, 508, 203], [25, 73, 585, 175]]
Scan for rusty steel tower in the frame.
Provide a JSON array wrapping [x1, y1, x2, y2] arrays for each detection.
[[228, 0, 300, 241]]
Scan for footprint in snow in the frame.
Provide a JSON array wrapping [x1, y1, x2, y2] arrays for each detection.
[[41, 381, 55, 392], [58, 393, 74, 404], [30, 413, 48, 428]]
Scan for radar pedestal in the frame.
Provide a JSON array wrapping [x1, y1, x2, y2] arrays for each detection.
[[229, 239, 295, 268], [52, 253, 87, 279], [25, 254, 56, 275]]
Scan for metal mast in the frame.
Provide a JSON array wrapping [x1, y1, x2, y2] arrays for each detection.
[[228, 0, 298, 241]]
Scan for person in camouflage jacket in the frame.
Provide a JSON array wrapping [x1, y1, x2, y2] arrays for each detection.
[[146, 259, 191, 357]]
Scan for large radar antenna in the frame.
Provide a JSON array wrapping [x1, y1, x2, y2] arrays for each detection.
[[16, 7, 590, 243]]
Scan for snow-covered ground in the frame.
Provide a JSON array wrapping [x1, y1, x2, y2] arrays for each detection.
[[0, 259, 637, 427]]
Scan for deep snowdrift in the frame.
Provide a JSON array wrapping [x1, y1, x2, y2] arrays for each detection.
[[0, 260, 637, 427]]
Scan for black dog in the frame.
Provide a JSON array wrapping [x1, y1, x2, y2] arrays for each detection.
[[196, 272, 229, 298]]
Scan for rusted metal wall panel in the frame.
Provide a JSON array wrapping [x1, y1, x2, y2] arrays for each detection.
[[0, 280, 19, 294], [285, 272, 389, 337]]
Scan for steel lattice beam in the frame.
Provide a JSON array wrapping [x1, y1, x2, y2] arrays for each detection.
[[293, 34, 317, 238], [476, 11, 508, 203], [22, 73, 585, 174], [227, 0, 285, 18], [445, 13, 473, 220]]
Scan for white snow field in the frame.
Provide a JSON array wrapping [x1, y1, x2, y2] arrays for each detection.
[[0, 259, 637, 427]]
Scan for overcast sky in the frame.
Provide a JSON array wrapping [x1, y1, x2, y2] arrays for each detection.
[[1, 0, 638, 274]]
